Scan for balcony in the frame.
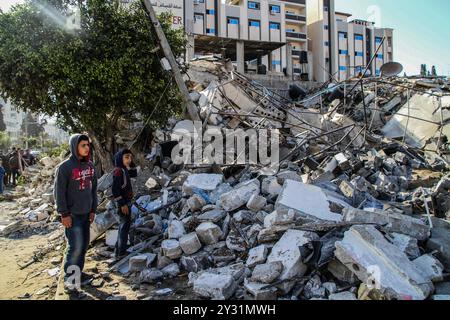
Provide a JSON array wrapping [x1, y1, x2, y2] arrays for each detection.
[[286, 31, 307, 40], [281, 0, 306, 5], [285, 13, 306, 23]]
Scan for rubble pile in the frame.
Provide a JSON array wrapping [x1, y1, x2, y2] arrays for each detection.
[[0, 156, 64, 237], [2, 58, 449, 301], [87, 59, 450, 301]]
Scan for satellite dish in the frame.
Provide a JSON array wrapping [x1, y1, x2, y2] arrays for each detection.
[[380, 62, 403, 77]]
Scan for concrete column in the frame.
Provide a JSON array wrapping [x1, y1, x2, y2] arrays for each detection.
[[286, 44, 293, 78], [186, 34, 195, 63], [236, 41, 245, 73]]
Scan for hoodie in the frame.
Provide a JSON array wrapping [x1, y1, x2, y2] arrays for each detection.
[[54, 134, 98, 217], [112, 149, 137, 207]]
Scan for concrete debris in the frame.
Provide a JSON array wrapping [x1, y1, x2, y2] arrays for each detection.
[[5, 59, 450, 302], [335, 225, 434, 300]]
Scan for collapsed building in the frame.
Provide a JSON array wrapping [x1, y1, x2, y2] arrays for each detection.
[[2, 57, 450, 301]]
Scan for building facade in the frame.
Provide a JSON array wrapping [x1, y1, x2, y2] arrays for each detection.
[[0, 98, 26, 142], [307, 0, 394, 82]]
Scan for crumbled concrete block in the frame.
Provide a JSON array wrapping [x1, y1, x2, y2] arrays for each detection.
[[105, 229, 118, 247], [182, 174, 224, 195], [250, 262, 283, 284], [275, 180, 344, 222], [335, 225, 434, 300], [179, 232, 202, 255], [244, 279, 277, 300], [389, 233, 421, 260], [161, 239, 183, 260], [180, 252, 211, 273], [261, 176, 282, 197], [168, 220, 186, 239], [246, 245, 268, 268], [129, 255, 153, 273], [413, 254, 444, 282], [323, 282, 337, 295], [329, 291, 358, 300], [161, 263, 180, 278], [246, 194, 267, 212], [267, 230, 319, 287], [343, 207, 430, 241], [139, 268, 164, 284], [187, 194, 207, 212], [197, 209, 227, 223], [218, 179, 260, 212], [263, 210, 295, 228], [195, 222, 223, 245], [193, 273, 237, 300], [303, 275, 326, 299], [426, 227, 450, 270]]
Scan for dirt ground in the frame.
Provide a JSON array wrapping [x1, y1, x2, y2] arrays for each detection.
[[0, 200, 196, 301]]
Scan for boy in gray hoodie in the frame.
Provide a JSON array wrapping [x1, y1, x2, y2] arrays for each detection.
[[54, 134, 98, 291]]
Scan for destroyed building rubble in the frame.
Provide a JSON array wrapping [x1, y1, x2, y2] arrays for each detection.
[[2, 57, 450, 300]]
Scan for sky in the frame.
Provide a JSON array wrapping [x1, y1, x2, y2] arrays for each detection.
[[335, 0, 450, 76], [1, 0, 449, 76]]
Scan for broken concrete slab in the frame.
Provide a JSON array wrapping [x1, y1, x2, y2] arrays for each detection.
[[335, 225, 434, 300], [195, 222, 223, 245], [180, 252, 211, 273], [412, 254, 444, 282], [426, 226, 450, 270], [388, 233, 421, 260], [275, 180, 345, 222], [246, 245, 268, 268], [218, 179, 260, 212], [129, 254, 156, 273], [197, 209, 227, 223], [342, 207, 430, 241], [187, 194, 207, 212], [267, 230, 319, 285], [261, 176, 282, 197], [139, 268, 164, 284], [182, 174, 224, 195], [161, 263, 180, 278], [263, 210, 295, 228], [179, 232, 202, 255]]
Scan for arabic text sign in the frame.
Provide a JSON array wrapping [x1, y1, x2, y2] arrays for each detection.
[[150, 0, 184, 28]]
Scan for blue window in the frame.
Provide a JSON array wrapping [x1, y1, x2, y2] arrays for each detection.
[[339, 66, 347, 71], [355, 51, 363, 57], [206, 28, 215, 34], [339, 32, 347, 39], [248, 1, 260, 10], [355, 66, 363, 73], [227, 18, 239, 25], [376, 69, 381, 75], [339, 49, 348, 55], [377, 53, 383, 59], [206, 9, 215, 15], [355, 35, 364, 41], [272, 60, 281, 66], [249, 21, 260, 27], [269, 23, 280, 30], [269, 5, 281, 13], [375, 37, 382, 44]]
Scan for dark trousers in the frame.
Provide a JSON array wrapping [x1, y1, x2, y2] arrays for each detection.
[[64, 214, 90, 280], [11, 169, 19, 185], [115, 205, 131, 257], [0, 174, 4, 193]]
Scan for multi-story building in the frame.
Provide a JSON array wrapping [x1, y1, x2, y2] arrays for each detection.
[[0, 98, 26, 142], [307, 0, 394, 82], [121, 0, 311, 79], [185, 0, 310, 78]]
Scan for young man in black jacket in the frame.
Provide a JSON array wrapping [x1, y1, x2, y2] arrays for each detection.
[[112, 149, 137, 259]]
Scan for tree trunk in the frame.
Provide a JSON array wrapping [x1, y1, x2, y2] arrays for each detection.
[[89, 130, 114, 174]]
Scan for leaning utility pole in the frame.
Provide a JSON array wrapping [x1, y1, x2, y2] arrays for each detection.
[[141, 0, 200, 121]]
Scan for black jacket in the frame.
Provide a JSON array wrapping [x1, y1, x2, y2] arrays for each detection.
[[112, 149, 137, 207]]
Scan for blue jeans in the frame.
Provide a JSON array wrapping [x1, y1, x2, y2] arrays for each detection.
[[115, 205, 131, 257], [64, 214, 90, 279]]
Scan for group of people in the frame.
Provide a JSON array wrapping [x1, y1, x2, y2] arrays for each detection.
[[54, 134, 137, 293], [0, 148, 35, 194]]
